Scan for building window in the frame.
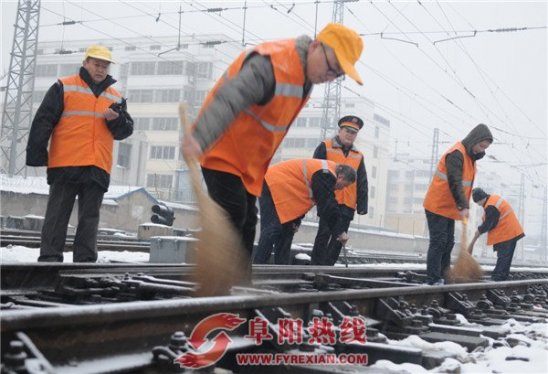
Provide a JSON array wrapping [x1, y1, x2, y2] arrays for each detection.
[[370, 186, 375, 199], [157, 61, 184, 75], [197, 62, 212, 78], [375, 126, 380, 138], [372, 166, 377, 179], [127, 89, 153, 103], [134, 117, 152, 131], [180, 86, 191, 101], [130, 62, 155, 75], [308, 118, 320, 128], [295, 118, 307, 127], [152, 118, 178, 131], [35, 64, 57, 77], [369, 206, 374, 218], [59, 64, 79, 76], [284, 138, 306, 148], [147, 174, 173, 189], [373, 146, 378, 158], [125, 46, 136, 51], [150, 145, 176, 160], [306, 138, 320, 147], [117, 143, 131, 168], [156, 89, 181, 103], [194, 90, 207, 104], [150, 45, 161, 51]]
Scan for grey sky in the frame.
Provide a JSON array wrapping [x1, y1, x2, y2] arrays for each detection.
[[1, 1, 547, 228]]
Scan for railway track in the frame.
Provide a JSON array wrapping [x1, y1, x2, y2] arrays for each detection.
[[0, 228, 150, 252], [1, 263, 547, 373], [2, 229, 545, 267]]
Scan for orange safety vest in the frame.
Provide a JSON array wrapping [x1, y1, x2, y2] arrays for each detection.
[[324, 138, 363, 209], [483, 194, 524, 246], [266, 159, 336, 224], [199, 39, 310, 196], [423, 142, 476, 220], [48, 75, 122, 174]]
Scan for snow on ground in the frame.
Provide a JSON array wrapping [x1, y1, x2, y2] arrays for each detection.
[[2, 246, 547, 373], [1, 245, 149, 263]]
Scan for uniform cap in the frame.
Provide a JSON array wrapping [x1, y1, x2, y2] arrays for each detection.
[[317, 23, 364, 85], [85, 44, 115, 63], [338, 115, 364, 131]]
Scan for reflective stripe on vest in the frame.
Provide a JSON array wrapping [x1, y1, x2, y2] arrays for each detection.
[[61, 110, 106, 118], [434, 169, 473, 186], [484, 194, 524, 246], [303, 159, 328, 201], [324, 138, 363, 209], [243, 109, 290, 132], [64, 85, 122, 103], [48, 74, 121, 173], [423, 141, 476, 220]]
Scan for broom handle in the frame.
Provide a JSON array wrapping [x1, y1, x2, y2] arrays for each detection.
[[179, 104, 205, 198]]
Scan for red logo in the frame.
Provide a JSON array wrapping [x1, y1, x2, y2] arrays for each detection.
[[174, 313, 246, 369]]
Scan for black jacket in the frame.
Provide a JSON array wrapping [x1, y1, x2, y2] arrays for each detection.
[[445, 124, 493, 209], [310, 170, 345, 237], [313, 138, 368, 218], [26, 67, 133, 190]]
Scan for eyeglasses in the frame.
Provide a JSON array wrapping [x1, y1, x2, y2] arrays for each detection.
[[321, 44, 344, 78]]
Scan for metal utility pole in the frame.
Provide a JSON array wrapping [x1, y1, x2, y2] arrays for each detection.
[[1, 0, 41, 176], [429, 128, 439, 181], [542, 185, 547, 263], [320, 0, 353, 139]]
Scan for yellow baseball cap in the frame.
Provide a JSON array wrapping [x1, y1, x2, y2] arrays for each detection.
[[84, 44, 115, 63], [317, 23, 363, 85]]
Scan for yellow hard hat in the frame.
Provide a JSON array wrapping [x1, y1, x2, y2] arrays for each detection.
[[84, 44, 115, 63], [317, 23, 363, 85]]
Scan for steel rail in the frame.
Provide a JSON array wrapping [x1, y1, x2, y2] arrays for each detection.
[[2, 278, 547, 332]]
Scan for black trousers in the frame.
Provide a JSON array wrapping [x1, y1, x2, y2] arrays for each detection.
[[253, 183, 296, 265], [425, 210, 455, 284], [311, 214, 352, 266], [492, 237, 518, 281], [39, 179, 104, 262], [201, 168, 258, 268]]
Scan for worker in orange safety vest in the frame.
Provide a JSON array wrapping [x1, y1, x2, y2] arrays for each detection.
[[423, 124, 493, 285], [253, 159, 356, 265], [26, 44, 133, 263], [469, 188, 524, 281]]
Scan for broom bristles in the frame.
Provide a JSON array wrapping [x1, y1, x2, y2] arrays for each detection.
[[447, 218, 483, 283], [179, 104, 249, 297]]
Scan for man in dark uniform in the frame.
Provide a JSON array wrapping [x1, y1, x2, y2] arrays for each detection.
[[311, 115, 368, 265]]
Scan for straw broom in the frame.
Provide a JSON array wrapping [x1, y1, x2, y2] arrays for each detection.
[[179, 104, 249, 297], [447, 217, 483, 283]]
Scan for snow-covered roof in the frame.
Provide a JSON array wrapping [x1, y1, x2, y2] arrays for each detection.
[[0, 174, 154, 203]]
